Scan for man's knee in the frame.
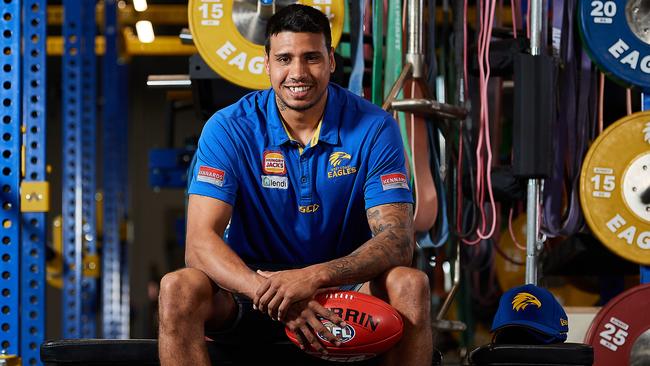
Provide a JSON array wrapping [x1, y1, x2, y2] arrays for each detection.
[[385, 267, 431, 309], [159, 268, 213, 320]]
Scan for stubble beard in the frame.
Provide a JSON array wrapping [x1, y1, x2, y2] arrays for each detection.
[[276, 86, 327, 112]]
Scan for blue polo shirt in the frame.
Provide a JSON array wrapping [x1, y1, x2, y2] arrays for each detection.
[[188, 83, 412, 265]]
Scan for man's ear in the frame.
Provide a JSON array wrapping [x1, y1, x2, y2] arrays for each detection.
[[264, 53, 271, 76], [265, 54, 270, 75], [329, 47, 336, 73]]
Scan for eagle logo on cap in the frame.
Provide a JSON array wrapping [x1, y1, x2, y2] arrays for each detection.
[[644, 122, 650, 144], [329, 152, 351, 167], [512, 292, 542, 312]]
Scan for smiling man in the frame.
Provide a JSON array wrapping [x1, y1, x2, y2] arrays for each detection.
[[158, 5, 433, 366]]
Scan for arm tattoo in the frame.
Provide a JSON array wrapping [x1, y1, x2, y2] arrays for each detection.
[[320, 203, 414, 285]]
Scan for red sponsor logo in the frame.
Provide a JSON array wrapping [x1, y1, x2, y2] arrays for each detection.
[[380, 173, 408, 190], [197, 166, 225, 187], [263, 151, 286, 175]]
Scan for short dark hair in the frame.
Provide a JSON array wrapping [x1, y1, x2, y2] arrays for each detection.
[[264, 4, 332, 55]]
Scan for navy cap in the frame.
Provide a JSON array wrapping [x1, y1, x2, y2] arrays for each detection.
[[491, 284, 569, 344]]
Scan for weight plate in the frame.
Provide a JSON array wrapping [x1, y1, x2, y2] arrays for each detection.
[[585, 284, 650, 366], [580, 111, 650, 265], [579, 0, 650, 91], [189, 0, 344, 90], [495, 214, 599, 306]]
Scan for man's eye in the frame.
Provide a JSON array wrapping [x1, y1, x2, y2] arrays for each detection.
[[277, 57, 289, 63]]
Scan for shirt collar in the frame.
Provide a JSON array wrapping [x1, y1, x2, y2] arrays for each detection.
[[266, 84, 342, 147]]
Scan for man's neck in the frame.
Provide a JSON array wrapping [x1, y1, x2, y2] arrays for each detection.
[[277, 93, 327, 146]]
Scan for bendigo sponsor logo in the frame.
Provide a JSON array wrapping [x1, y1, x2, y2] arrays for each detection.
[[511, 292, 542, 312], [197, 166, 225, 187], [327, 151, 357, 179], [299, 204, 320, 213], [261, 175, 288, 189], [380, 173, 408, 190], [263, 151, 286, 175]]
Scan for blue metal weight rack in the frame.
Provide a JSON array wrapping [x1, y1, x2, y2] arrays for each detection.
[[80, 0, 99, 339], [0, 0, 22, 357], [102, 0, 130, 339], [20, 0, 48, 363], [118, 62, 130, 338], [0, 0, 47, 362], [62, 0, 96, 339]]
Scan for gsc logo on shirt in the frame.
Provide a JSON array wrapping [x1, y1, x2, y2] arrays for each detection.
[[299, 204, 320, 213]]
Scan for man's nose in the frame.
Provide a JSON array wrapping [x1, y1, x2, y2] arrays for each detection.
[[288, 59, 308, 79]]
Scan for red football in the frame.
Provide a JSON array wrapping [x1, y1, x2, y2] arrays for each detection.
[[285, 290, 404, 362]]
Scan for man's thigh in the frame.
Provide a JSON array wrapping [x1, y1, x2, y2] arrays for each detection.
[[205, 293, 287, 344], [356, 266, 427, 301], [160, 267, 238, 328]]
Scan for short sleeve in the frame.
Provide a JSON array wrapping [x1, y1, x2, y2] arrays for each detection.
[[364, 116, 414, 209], [187, 117, 239, 205]]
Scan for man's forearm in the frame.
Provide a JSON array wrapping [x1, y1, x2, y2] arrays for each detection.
[[185, 231, 262, 299], [312, 203, 414, 287]]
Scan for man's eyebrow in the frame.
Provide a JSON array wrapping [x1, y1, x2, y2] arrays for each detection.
[[273, 51, 323, 58], [273, 52, 292, 58]]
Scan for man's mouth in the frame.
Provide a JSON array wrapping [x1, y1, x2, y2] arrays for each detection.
[[285, 85, 312, 93]]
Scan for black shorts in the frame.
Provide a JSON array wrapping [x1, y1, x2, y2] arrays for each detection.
[[206, 283, 363, 344]]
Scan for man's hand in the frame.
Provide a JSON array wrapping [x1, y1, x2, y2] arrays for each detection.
[[283, 298, 346, 353], [253, 268, 323, 320]]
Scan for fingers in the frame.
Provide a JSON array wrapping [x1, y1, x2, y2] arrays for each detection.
[[308, 315, 341, 346], [277, 297, 292, 321], [256, 269, 273, 278], [266, 292, 283, 319], [299, 324, 327, 354], [311, 302, 346, 327], [253, 279, 271, 310], [256, 286, 276, 314]]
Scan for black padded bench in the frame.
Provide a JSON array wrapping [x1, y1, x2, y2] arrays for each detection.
[[41, 339, 442, 366], [469, 343, 594, 366]]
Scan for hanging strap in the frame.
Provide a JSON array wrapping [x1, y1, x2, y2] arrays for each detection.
[[384, 0, 414, 186], [426, 0, 449, 247], [407, 79, 439, 232], [426, 0, 438, 90], [371, 0, 385, 105], [348, 0, 365, 95], [336, 0, 351, 58], [543, 0, 591, 236], [428, 123, 450, 247], [542, 0, 572, 236]]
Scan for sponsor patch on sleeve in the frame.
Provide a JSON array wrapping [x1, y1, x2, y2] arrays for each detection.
[[197, 166, 225, 187], [380, 173, 409, 191]]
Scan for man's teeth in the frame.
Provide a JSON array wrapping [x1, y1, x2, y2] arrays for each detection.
[[289, 86, 310, 93]]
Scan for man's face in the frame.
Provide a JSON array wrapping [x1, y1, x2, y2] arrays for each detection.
[[265, 31, 335, 112]]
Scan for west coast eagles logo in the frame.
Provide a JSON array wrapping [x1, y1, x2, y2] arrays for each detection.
[[511, 292, 542, 311], [329, 152, 351, 167], [327, 152, 357, 178]]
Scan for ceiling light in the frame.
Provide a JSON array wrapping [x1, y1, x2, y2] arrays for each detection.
[[133, 0, 147, 12], [135, 20, 155, 43]]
